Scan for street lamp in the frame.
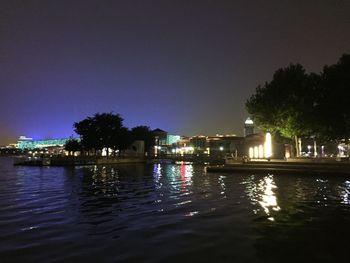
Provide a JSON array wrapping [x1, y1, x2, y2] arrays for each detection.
[[307, 145, 311, 156]]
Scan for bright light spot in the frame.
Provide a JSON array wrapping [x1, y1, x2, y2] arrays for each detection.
[[249, 147, 254, 159], [245, 117, 254, 125], [206, 147, 210, 155], [258, 175, 280, 217], [264, 132, 272, 158], [219, 146, 224, 151], [254, 146, 259, 159], [259, 145, 264, 158], [185, 211, 199, 217]]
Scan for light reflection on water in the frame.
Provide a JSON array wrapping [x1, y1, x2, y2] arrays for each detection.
[[1, 157, 350, 262], [241, 174, 280, 220], [340, 180, 350, 205], [257, 175, 281, 220]]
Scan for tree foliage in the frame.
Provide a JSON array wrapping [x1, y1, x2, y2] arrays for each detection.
[[131, 126, 155, 153], [74, 113, 129, 155], [64, 138, 81, 155], [73, 113, 157, 156], [246, 64, 318, 139], [316, 54, 350, 141], [246, 54, 350, 143]]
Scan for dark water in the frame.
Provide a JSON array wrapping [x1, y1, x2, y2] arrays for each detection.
[[1, 157, 350, 262]]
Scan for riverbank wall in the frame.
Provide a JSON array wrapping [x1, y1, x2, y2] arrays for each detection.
[[14, 156, 146, 166], [206, 160, 350, 175]]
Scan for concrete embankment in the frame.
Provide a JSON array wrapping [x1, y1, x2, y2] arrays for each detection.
[[14, 156, 146, 166], [205, 161, 350, 175]]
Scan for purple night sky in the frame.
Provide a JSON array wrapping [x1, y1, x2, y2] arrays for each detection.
[[0, 0, 349, 145]]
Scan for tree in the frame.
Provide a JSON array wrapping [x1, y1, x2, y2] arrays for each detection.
[[64, 138, 81, 156], [131, 126, 155, 155], [93, 113, 124, 156], [74, 117, 97, 155], [316, 54, 350, 141], [74, 113, 131, 156], [246, 64, 320, 156], [113, 127, 133, 156]]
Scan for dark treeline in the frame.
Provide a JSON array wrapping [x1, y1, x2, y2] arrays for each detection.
[[65, 113, 155, 156], [246, 54, 350, 156]]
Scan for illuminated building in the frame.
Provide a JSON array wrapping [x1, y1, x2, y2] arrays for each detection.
[[16, 136, 78, 150], [152, 129, 181, 156], [170, 134, 245, 157], [244, 117, 255, 137]]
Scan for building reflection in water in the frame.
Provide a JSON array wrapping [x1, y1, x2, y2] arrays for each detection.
[[160, 162, 194, 194], [179, 162, 193, 193], [257, 175, 281, 221], [152, 162, 196, 216], [153, 164, 163, 190], [218, 175, 226, 198], [243, 174, 280, 221], [341, 180, 350, 205], [89, 165, 120, 197]]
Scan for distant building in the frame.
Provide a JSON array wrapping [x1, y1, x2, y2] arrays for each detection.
[[152, 129, 181, 156], [16, 136, 75, 150], [152, 128, 168, 146], [244, 117, 255, 137], [205, 135, 244, 156], [169, 134, 245, 157]]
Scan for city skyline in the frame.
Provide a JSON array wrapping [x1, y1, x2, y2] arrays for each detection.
[[1, 0, 350, 145]]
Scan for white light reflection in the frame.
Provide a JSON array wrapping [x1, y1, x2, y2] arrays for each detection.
[[153, 164, 162, 190], [179, 162, 194, 193], [264, 132, 272, 158], [315, 178, 329, 206], [185, 211, 199, 217], [341, 180, 350, 205], [258, 175, 280, 220], [218, 175, 226, 198]]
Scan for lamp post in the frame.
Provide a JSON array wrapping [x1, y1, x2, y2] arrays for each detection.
[[307, 145, 311, 156]]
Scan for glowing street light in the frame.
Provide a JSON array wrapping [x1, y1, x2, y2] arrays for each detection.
[[264, 132, 272, 158], [249, 147, 254, 159], [254, 146, 259, 159], [259, 145, 264, 158]]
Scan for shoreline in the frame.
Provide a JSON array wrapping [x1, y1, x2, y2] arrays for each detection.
[[205, 160, 350, 175], [13, 156, 147, 166]]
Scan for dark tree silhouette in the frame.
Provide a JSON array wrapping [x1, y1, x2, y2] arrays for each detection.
[[246, 64, 319, 155], [74, 113, 131, 156], [317, 54, 350, 141], [64, 138, 81, 156], [114, 127, 133, 156], [246, 54, 350, 156], [74, 117, 97, 155], [131, 126, 155, 155]]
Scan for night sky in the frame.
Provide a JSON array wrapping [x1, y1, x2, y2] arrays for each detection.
[[1, 0, 349, 145]]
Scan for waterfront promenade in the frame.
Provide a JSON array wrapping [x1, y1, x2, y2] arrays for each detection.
[[206, 158, 350, 175]]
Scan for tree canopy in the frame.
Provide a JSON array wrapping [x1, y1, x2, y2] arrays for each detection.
[[74, 113, 128, 156], [64, 138, 81, 156], [316, 54, 350, 141], [246, 54, 350, 143], [73, 113, 156, 156], [131, 126, 155, 152]]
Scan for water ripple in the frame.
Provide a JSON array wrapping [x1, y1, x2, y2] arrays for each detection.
[[2, 157, 350, 262]]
